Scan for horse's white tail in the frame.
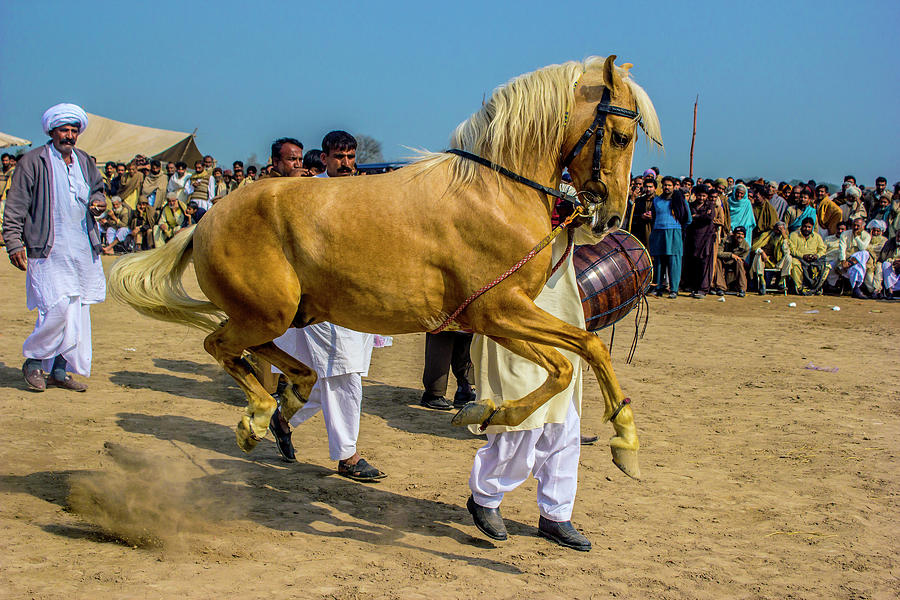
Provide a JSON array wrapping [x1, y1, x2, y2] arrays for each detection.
[[107, 226, 223, 332]]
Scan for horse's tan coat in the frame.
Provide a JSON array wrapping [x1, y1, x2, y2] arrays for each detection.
[[108, 56, 658, 477]]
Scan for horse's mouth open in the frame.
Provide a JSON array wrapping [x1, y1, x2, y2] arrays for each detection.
[[591, 213, 621, 237]]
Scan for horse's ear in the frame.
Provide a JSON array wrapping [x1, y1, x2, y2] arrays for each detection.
[[601, 55, 623, 95]]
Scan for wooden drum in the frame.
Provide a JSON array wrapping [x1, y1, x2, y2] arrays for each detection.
[[573, 230, 653, 331]]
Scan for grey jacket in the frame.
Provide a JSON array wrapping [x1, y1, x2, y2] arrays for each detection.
[[2, 143, 105, 258]]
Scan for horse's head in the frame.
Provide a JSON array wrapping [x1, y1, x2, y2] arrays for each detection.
[[562, 56, 662, 238]]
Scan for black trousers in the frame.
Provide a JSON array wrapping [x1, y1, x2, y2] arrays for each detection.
[[422, 332, 474, 396]]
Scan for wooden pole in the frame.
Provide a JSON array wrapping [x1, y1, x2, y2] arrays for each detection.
[[689, 95, 698, 179]]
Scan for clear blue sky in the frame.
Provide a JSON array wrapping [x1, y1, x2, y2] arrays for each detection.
[[2, 0, 897, 185]]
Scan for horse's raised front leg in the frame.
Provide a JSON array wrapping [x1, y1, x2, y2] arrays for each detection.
[[248, 342, 317, 422], [451, 336, 574, 428], [204, 323, 277, 453], [460, 291, 641, 479]]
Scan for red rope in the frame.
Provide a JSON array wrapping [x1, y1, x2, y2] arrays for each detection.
[[429, 208, 586, 334]]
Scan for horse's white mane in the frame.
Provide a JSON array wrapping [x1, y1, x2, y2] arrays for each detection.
[[409, 56, 662, 187]]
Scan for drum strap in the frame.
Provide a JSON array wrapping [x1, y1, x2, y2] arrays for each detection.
[[429, 206, 585, 334]]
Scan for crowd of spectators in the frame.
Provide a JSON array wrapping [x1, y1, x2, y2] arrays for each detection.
[[0, 144, 332, 255], [2, 146, 897, 299], [622, 169, 900, 300]]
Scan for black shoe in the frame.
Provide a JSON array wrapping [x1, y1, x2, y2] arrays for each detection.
[[466, 495, 507, 540], [453, 383, 477, 408], [338, 457, 386, 482], [737, 290, 746, 298], [715, 289, 725, 296], [851, 286, 869, 300], [580, 435, 599, 445], [667, 292, 678, 299], [268, 406, 296, 462], [538, 516, 591, 551], [420, 392, 453, 410]]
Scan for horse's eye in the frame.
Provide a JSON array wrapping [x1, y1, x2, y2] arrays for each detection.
[[611, 131, 629, 148]]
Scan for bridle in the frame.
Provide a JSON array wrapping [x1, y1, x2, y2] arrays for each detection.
[[446, 85, 642, 216], [560, 87, 641, 203]]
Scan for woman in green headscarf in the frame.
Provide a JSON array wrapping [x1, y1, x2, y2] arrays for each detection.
[[727, 183, 757, 246]]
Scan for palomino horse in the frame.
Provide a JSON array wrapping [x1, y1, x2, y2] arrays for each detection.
[[108, 55, 662, 478]]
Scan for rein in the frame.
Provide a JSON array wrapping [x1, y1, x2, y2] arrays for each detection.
[[445, 148, 585, 209], [431, 87, 642, 334], [429, 205, 587, 334]]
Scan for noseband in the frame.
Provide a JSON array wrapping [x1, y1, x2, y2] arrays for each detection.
[[446, 86, 641, 213]]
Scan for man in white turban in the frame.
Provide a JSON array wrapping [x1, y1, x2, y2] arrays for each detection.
[[2, 103, 107, 391]]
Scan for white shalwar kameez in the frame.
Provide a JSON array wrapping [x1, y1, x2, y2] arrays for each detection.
[[882, 260, 900, 291], [468, 235, 585, 522], [845, 250, 870, 288], [23, 144, 105, 375], [274, 323, 374, 461]]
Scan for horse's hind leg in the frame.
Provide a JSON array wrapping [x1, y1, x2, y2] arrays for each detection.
[[462, 292, 640, 478], [247, 342, 317, 421], [204, 322, 279, 453]]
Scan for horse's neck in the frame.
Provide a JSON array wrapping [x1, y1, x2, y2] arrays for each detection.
[[519, 158, 562, 217]]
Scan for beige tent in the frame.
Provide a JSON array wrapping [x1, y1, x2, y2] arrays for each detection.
[[0, 131, 31, 148], [76, 113, 202, 165]]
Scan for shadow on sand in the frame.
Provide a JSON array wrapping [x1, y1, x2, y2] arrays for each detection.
[[1, 450, 529, 575], [362, 381, 477, 441], [109, 356, 243, 406]]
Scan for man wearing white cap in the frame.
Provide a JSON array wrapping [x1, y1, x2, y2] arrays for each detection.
[[2, 103, 107, 391]]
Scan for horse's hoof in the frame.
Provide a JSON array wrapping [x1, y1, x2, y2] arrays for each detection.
[[610, 446, 641, 480], [451, 401, 495, 427], [236, 417, 260, 453]]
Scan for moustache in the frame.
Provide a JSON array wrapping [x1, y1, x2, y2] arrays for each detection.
[[337, 167, 352, 173], [59, 138, 76, 145]]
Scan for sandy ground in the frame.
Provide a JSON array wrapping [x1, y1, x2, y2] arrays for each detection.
[[0, 255, 898, 600]]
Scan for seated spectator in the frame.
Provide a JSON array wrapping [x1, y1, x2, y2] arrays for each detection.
[[878, 227, 900, 299], [823, 220, 849, 266], [102, 196, 133, 254], [129, 198, 156, 251], [788, 217, 828, 295], [827, 217, 871, 290], [185, 200, 206, 225], [713, 226, 750, 296], [153, 192, 188, 247], [862, 220, 888, 297], [749, 221, 791, 294], [785, 185, 817, 232]]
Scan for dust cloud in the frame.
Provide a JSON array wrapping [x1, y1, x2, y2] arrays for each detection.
[[68, 442, 247, 549]]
